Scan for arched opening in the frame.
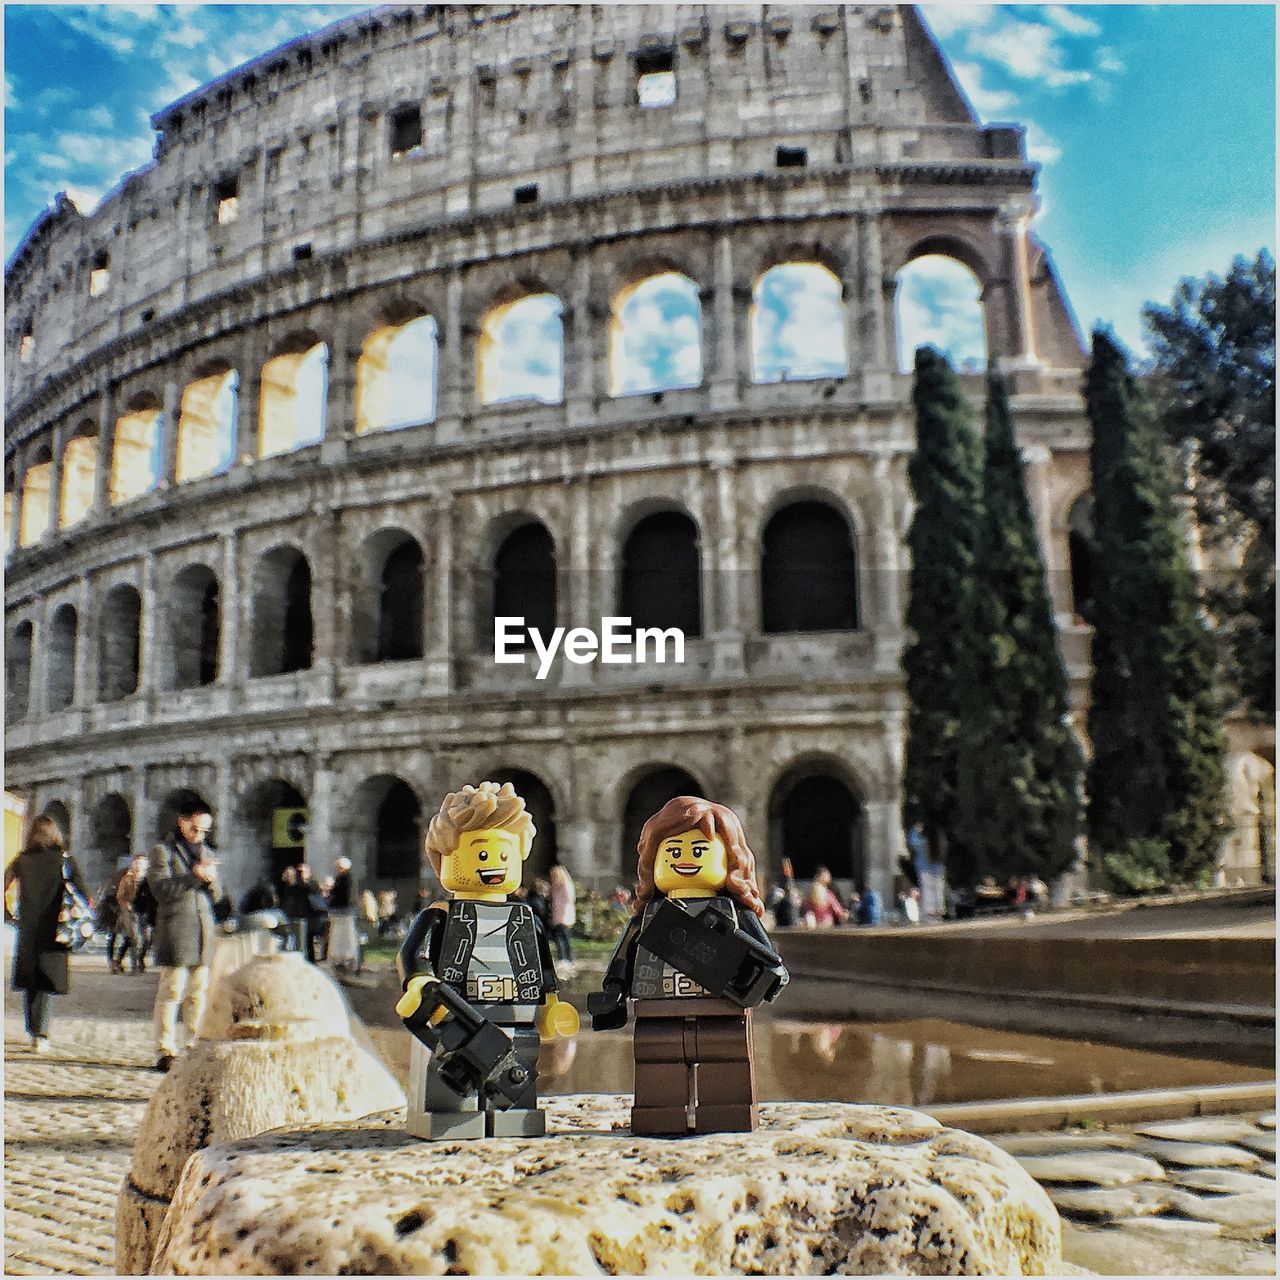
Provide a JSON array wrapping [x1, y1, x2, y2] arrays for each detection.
[[477, 293, 564, 405], [345, 774, 422, 886], [90, 793, 132, 885], [620, 765, 704, 881], [761, 500, 859, 633], [169, 564, 221, 688], [751, 262, 848, 382], [110, 399, 163, 505], [19, 445, 53, 545], [98, 584, 142, 701], [619, 511, 702, 637], [490, 521, 557, 651], [487, 768, 558, 878], [355, 314, 438, 433], [238, 779, 307, 883], [895, 254, 987, 374], [249, 546, 313, 676], [259, 340, 328, 457], [177, 368, 238, 482], [1067, 494, 1095, 623], [6, 620, 32, 722], [609, 272, 702, 396], [768, 764, 865, 884], [47, 604, 78, 712], [155, 787, 214, 842], [60, 424, 98, 529], [350, 530, 424, 664], [4, 466, 16, 549]]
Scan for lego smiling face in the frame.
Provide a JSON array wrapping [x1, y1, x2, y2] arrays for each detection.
[[440, 827, 526, 898], [653, 827, 728, 898]]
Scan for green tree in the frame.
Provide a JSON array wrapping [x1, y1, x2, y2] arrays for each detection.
[[955, 372, 1084, 883], [1143, 250, 1275, 714], [902, 347, 984, 880], [1084, 329, 1229, 884]]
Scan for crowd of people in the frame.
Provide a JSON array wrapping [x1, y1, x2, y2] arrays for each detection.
[[764, 860, 890, 929]]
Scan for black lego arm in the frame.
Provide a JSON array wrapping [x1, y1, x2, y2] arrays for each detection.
[[396, 906, 447, 989], [738, 906, 789, 1001], [587, 912, 643, 1030], [533, 915, 559, 995]]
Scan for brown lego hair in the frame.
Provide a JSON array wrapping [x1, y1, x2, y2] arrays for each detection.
[[633, 795, 764, 917], [424, 780, 536, 874]]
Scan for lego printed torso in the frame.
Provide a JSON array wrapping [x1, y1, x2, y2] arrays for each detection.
[[437, 900, 543, 1024], [630, 895, 735, 1001]]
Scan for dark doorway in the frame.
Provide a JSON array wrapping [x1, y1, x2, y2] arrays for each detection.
[[250, 547, 313, 676], [47, 605, 78, 712], [99, 585, 142, 700], [619, 511, 701, 636], [377, 540, 425, 661], [6, 620, 32, 722], [491, 522, 557, 650], [239, 779, 306, 882], [761, 501, 859, 632], [374, 780, 422, 879], [769, 768, 864, 883], [488, 768, 558, 878], [620, 766, 703, 881], [90, 794, 132, 884], [171, 565, 221, 688]]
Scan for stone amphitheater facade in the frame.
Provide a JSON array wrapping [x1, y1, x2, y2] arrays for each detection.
[[5, 4, 1267, 900]]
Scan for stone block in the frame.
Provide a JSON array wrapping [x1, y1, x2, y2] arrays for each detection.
[[150, 1097, 1062, 1275]]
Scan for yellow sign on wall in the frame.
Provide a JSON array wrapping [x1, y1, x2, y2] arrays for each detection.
[[272, 807, 309, 848]]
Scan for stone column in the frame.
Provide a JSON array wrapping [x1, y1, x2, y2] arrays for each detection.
[[1021, 444, 1064, 616], [708, 230, 740, 410], [710, 454, 746, 678], [997, 204, 1037, 366], [310, 509, 342, 697], [840, 220, 862, 375], [321, 313, 353, 463], [46, 422, 68, 541], [434, 269, 466, 443], [211, 760, 239, 892], [869, 451, 904, 672], [566, 247, 597, 428], [235, 334, 266, 464], [93, 381, 116, 515], [74, 577, 95, 711], [139, 551, 161, 702], [423, 495, 454, 695], [161, 379, 181, 488], [220, 530, 242, 688], [7, 450, 26, 556], [863, 799, 902, 906], [307, 753, 337, 888], [860, 212, 893, 376]]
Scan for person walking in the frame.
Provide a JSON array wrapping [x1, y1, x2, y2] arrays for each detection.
[[548, 864, 576, 967], [149, 802, 220, 1072], [326, 856, 360, 973], [4, 814, 90, 1052], [111, 853, 148, 973]]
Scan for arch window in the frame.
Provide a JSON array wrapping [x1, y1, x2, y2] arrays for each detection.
[[620, 766, 703, 881], [249, 546, 314, 676], [488, 769, 557, 877], [769, 765, 865, 883], [761, 500, 859, 633], [609, 272, 702, 396], [90, 794, 132, 882], [259, 342, 328, 457], [169, 565, 221, 688], [477, 294, 563, 406], [348, 531, 425, 664], [60, 426, 98, 528], [98, 584, 142, 701], [177, 369, 238, 483], [751, 263, 848, 383], [110, 404, 162, 505], [6, 620, 32, 723], [19, 447, 53, 545], [895, 254, 987, 374], [47, 604, 78, 712], [235, 779, 304, 883], [355, 315, 438, 434], [619, 511, 702, 638], [490, 522, 557, 651], [346, 775, 422, 882]]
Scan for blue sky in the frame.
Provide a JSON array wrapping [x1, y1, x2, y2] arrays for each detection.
[[4, 4, 1275, 366]]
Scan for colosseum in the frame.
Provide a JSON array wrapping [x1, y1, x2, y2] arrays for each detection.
[[5, 4, 1271, 905]]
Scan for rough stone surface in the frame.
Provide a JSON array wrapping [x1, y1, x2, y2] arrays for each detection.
[[151, 1098, 1063, 1276], [1257, 1112, 1275, 1130], [1045, 1185, 1174, 1221], [1173, 1168, 1278, 1196], [1134, 1118, 1268, 1145], [1135, 1139, 1261, 1170], [994, 1132, 1139, 1156], [1162, 1190, 1277, 1234], [1015, 1152, 1168, 1187], [1062, 1222, 1277, 1277], [1235, 1131, 1276, 1158], [197, 951, 351, 1041]]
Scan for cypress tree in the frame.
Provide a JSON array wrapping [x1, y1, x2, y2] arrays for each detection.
[[955, 371, 1084, 883], [1084, 329, 1229, 883], [902, 347, 984, 879]]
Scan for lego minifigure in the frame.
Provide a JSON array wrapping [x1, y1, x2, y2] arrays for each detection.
[[395, 781, 578, 1140], [589, 795, 788, 1136]]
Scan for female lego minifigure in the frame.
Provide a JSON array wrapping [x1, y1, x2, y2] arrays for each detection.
[[589, 795, 787, 1136]]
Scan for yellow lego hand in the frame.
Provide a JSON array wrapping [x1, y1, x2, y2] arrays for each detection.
[[396, 975, 448, 1026], [538, 993, 580, 1042]]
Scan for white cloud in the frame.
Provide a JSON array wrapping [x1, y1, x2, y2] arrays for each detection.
[[1095, 48, 1126, 76], [4, 76, 15, 111], [1025, 124, 1062, 167], [1043, 6, 1102, 39], [83, 105, 115, 131], [753, 266, 847, 381], [895, 257, 987, 373], [920, 6, 995, 39], [488, 296, 564, 404], [967, 20, 1093, 88], [614, 276, 702, 394], [952, 61, 1018, 117]]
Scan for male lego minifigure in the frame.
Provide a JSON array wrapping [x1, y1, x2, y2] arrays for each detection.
[[589, 795, 788, 1136], [396, 781, 578, 1139]]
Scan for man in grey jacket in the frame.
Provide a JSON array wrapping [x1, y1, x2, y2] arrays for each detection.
[[148, 801, 219, 1072]]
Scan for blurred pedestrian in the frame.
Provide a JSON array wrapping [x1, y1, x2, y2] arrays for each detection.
[[765, 857, 802, 928], [111, 853, 148, 973], [326, 856, 360, 973], [239, 878, 278, 915], [526, 877, 551, 930], [855, 884, 883, 926], [900, 886, 921, 925], [4, 814, 89, 1052], [802, 865, 848, 928], [549, 864, 576, 965], [279, 866, 308, 953], [376, 888, 399, 938], [301, 864, 329, 962]]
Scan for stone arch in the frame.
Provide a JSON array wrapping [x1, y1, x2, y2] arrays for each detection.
[[259, 333, 328, 457], [47, 603, 78, 712], [177, 364, 238, 483], [248, 545, 313, 676], [168, 563, 221, 688], [477, 291, 564, 406], [19, 441, 53, 545], [343, 773, 422, 886], [351, 528, 425, 663], [608, 271, 702, 396], [111, 394, 163, 505], [751, 261, 848, 383], [489, 519, 558, 652], [618, 763, 705, 882], [486, 767, 560, 879], [6, 618, 33, 722], [98, 583, 142, 701], [618, 508, 702, 638], [761, 497, 859, 632], [767, 756, 866, 884], [355, 312, 438, 433], [1067, 492, 1095, 623], [236, 777, 307, 883], [90, 793, 133, 883], [894, 251, 988, 374], [60, 420, 98, 529]]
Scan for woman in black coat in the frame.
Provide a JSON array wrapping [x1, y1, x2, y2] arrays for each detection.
[[4, 814, 89, 1052]]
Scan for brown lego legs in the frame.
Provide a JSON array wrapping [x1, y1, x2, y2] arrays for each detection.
[[631, 1011, 757, 1136]]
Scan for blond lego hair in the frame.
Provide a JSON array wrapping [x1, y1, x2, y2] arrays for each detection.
[[424, 781, 536, 873]]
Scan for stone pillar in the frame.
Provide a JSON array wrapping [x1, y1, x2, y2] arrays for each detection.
[[709, 455, 746, 678], [321, 313, 354, 463], [863, 799, 902, 906], [211, 760, 238, 891], [840, 221, 862, 375], [93, 382, 116, 515], [220, 530, 242, 688], [1021, 442, 1057, 586], [46, 422, 68, 541], [311, 509, 342, 696], [307, 754, 337, 886], [161, 379, 181, 488], [74, 578, 95, 711], [423, 496, 454, 694], [997, 204, 1038, 366], [434, 269, 466, 443], [235, 339, 264, 464], [868, 451, 904, 672], [860, 212, 893, 376], [708, 230, 740, 410], [139, 551, 161, 701], [7, 450, 26, 556], [566, 247, 597, 428]]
